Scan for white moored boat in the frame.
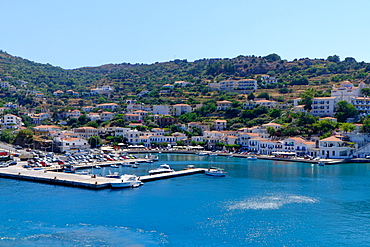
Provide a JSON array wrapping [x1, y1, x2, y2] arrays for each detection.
[[247, 156, 257, 160], [148, 164, 174, 175], [105, 171, 120, 178], [205, 167, 227, 177], [149, 155, 159, 161], [110, 174, 143, 188]]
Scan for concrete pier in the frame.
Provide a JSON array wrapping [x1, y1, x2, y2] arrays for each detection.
[[0, 165, 207, 190], [140, 168, 206, 182], [0, 165, 114, 189]]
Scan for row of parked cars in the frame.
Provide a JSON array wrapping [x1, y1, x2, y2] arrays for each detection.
[[62, 153, 139, 166], [22, 151, 141, 168], [0, 160, 17, 167]]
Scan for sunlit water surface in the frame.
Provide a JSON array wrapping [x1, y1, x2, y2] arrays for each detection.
[[2, 154, 370, 246]]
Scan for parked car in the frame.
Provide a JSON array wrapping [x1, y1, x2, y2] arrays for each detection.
[[6, 161, 17, 166]]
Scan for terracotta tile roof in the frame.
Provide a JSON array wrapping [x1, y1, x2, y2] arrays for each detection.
[[34, 125, 62, 129], [302, 141, 315, 145], [263, 123, 282, 126], [75, 127, 97, 130], [62, 138, 79, 141], [320, 136, 344, 142]]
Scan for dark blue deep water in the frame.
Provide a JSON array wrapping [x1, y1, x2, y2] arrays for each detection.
[[2, 154, 370, 246]]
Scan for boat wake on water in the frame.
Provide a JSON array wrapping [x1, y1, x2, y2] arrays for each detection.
[[226, 194, 318, 210]]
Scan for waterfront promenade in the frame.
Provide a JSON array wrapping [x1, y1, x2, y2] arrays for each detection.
[[124, 149, 347, 164]]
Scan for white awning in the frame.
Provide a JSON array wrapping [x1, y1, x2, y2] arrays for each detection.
[[271, 151, 296, 156], [128, 145, 146, 148]]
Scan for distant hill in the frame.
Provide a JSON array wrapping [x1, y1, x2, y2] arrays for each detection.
[[1, 50, 370, 98]]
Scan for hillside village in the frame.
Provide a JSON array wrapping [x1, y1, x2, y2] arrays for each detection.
[[2, 52, 370, 160]]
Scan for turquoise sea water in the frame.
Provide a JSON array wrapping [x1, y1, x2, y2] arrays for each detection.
[[2, 154, 370, 246]]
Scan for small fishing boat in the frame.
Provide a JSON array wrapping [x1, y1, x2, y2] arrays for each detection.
[[110, 164, 119, 168], [184, 165, 195, 170], [149, 155, 159, 161], [61, 164, 75, 173], [76, 170, 90, 175], [95, 165, 101, 169], [247, 156, 257, 160], [106, 171, 120, 178], [205, 167, 226, 177], [318, 162, 325, 166]]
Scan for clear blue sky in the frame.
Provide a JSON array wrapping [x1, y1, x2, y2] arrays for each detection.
[[2, 0, 370, 69]]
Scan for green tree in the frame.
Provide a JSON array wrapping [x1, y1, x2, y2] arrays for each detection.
[[299, 88, 322, 111], [362, 118, 370, 133], [21, 115, 34, 127], [170, 124, 183, 133], [252, 105, 268, 116], [294, 113, 317, 127], [291, 76, 308, 85], [247, 92, 255, 101], [191, 126, 202, 136], [97, 97, 106, 104], [312, 119, 337, 134], [176, 140, 185, 146], [339, 122, 356, 133], [178, 112, 199, 123], [257, 92, 270, 100], [335, 101, 358, 122], [268, 109, 281, 118], [266, 126, 276, 138], [344, 57, 357, 63], [0, 130, 15, 144], [327, 55, 340, 63], [263, 53, 281, 62], [194, 100, 216, 116], [77, 115, 89, 126], [15, 129, 34, 145], [88, 136, 102, 148], [85, 121, 99, 128], [361, 88, 370, 96]]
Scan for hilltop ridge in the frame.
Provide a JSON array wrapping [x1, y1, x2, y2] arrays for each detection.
[[0, 50, 369, 103]]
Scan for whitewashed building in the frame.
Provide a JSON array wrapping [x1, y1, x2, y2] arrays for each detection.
[[216, 101, 232, 111], [319, 136, 356, 159], [351, 97, 370, 117], [90, 85, 114, 95], [171, 104, 192, 116], [153, 105, 171, 115], [96, 103, 119, 111], [213, 120, 227, 131], [55, 137, 90, 153], [1, 114, 23, 129], [73, 127, 99, 139], [331, 81, 366, 102], [311, 97, 338, 117]]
